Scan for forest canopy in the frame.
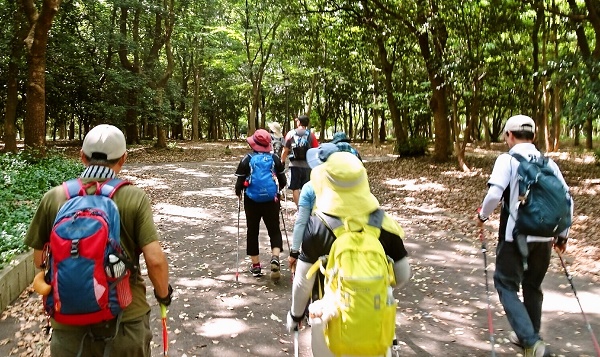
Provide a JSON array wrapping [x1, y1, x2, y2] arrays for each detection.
[[1, 0, 600, 164]]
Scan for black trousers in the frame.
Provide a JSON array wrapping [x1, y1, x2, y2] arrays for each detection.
[[244, 195, 283, 256]]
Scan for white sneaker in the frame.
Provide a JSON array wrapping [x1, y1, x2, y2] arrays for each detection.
[[524, 340, 551, 357], [508, 331, 522, 347]]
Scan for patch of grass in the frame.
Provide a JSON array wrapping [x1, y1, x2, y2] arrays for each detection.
[[0, 151, 83, 269]]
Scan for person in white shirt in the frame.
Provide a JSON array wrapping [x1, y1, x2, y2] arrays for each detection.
[[476, 114, 572, 357]]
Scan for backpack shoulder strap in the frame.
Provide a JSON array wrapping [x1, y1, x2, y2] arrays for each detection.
[[510, 153, 526, 163], [511, 152, 546, 166], [314, 211, 343, 233], [367, 209, 385, 229], [63, 178, 85, 199], [99, 179, 131, 198]]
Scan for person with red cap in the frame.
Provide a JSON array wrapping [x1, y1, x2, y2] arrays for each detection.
[[235, 129, 287, 280]]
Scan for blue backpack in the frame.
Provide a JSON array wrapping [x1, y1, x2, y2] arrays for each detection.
[[511, 153, 572, 237], [291, 129, 311, 160], [245, 153, 278, 202], [44, 178, 134, 325]]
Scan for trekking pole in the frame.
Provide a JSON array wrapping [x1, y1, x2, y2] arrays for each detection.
[[555, 247, 600, 356], [478, 229, 496, 357], [280, 199, 291, 253], [236, 196, 241, 282], [294, 327, 299, 357], [160, 303, 169, 356], [281, 188, 295, 280]]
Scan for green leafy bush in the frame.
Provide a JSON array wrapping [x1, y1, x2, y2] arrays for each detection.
[[0, 151, 83, 269], [594, 148, 600, 166], [396, 137, 429, 157]]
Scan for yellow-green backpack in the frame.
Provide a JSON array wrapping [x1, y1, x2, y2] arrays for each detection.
[[308, 210, 397, 356]]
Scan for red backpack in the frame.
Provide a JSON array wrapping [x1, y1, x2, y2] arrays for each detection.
[[43, 178, 134, 325]]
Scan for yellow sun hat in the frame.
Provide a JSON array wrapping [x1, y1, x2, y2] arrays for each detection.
[[312, 151, 379, 217]]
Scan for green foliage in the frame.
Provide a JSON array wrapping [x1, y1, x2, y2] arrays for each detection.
[[395, 137, 430, 157], [0, 152, 83, 269]]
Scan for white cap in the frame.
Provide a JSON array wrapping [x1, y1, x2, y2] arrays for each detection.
[[82, 124, 126, 160], [504, 115, 535, 134]]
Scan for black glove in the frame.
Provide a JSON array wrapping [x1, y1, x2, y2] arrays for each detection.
[[155, 284, 173, 306]]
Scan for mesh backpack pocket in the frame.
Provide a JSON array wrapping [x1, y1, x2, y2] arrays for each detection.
[[44, 178, 134, 325]]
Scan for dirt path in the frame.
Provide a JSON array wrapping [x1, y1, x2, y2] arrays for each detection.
[[1, 158, 599, 357]]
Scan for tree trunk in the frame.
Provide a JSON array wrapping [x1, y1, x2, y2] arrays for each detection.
[[376, 36, 407, 147], [551, 85, 561, 151], [430, 79, 450, 161], [21, 0, 62, 155], [248, 82, 260, 135], [191, 67, 200, 141], [585, 116, 593, 149], [372, 69, 380, 147]]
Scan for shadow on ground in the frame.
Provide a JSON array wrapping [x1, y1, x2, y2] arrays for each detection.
[[0, 160, 598, 357]]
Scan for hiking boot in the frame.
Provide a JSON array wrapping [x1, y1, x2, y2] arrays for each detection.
[[524, 340, 552, 357], [270, 256, 281, 282], [249, 263, 262, 277], [508, 331, 523, 347]]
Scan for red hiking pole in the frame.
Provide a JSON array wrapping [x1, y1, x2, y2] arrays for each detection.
[[479, 229, 496, 356], [160, 304, 169, 356]]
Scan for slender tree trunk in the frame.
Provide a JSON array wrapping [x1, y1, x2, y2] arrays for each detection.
[[552, 85, 561, 151], [248, 82, 260, 135], [191, 67, 200, 141], [372, 69, 380, 147]]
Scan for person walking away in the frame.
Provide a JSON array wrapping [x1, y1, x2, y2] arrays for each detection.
[[330, 131, 362, 161], [25, 124, 172, 357], [235, 129, 287, 281], [286, 152, 411, 357], [268, 121, 284, 158], [280, 115, 319, 206], [476, 115, 573, 357], [288, 143, 339, 272]]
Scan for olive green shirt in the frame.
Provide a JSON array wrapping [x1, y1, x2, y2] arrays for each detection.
[[24, 178, 159, 327]]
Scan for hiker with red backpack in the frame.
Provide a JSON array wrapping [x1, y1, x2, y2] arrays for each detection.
[[476, 115, 573, 357], [280, 115, 319, 207], [235, 129, 287, 281], [286, 152, 411, 356], [24, 124, 172, 357]]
